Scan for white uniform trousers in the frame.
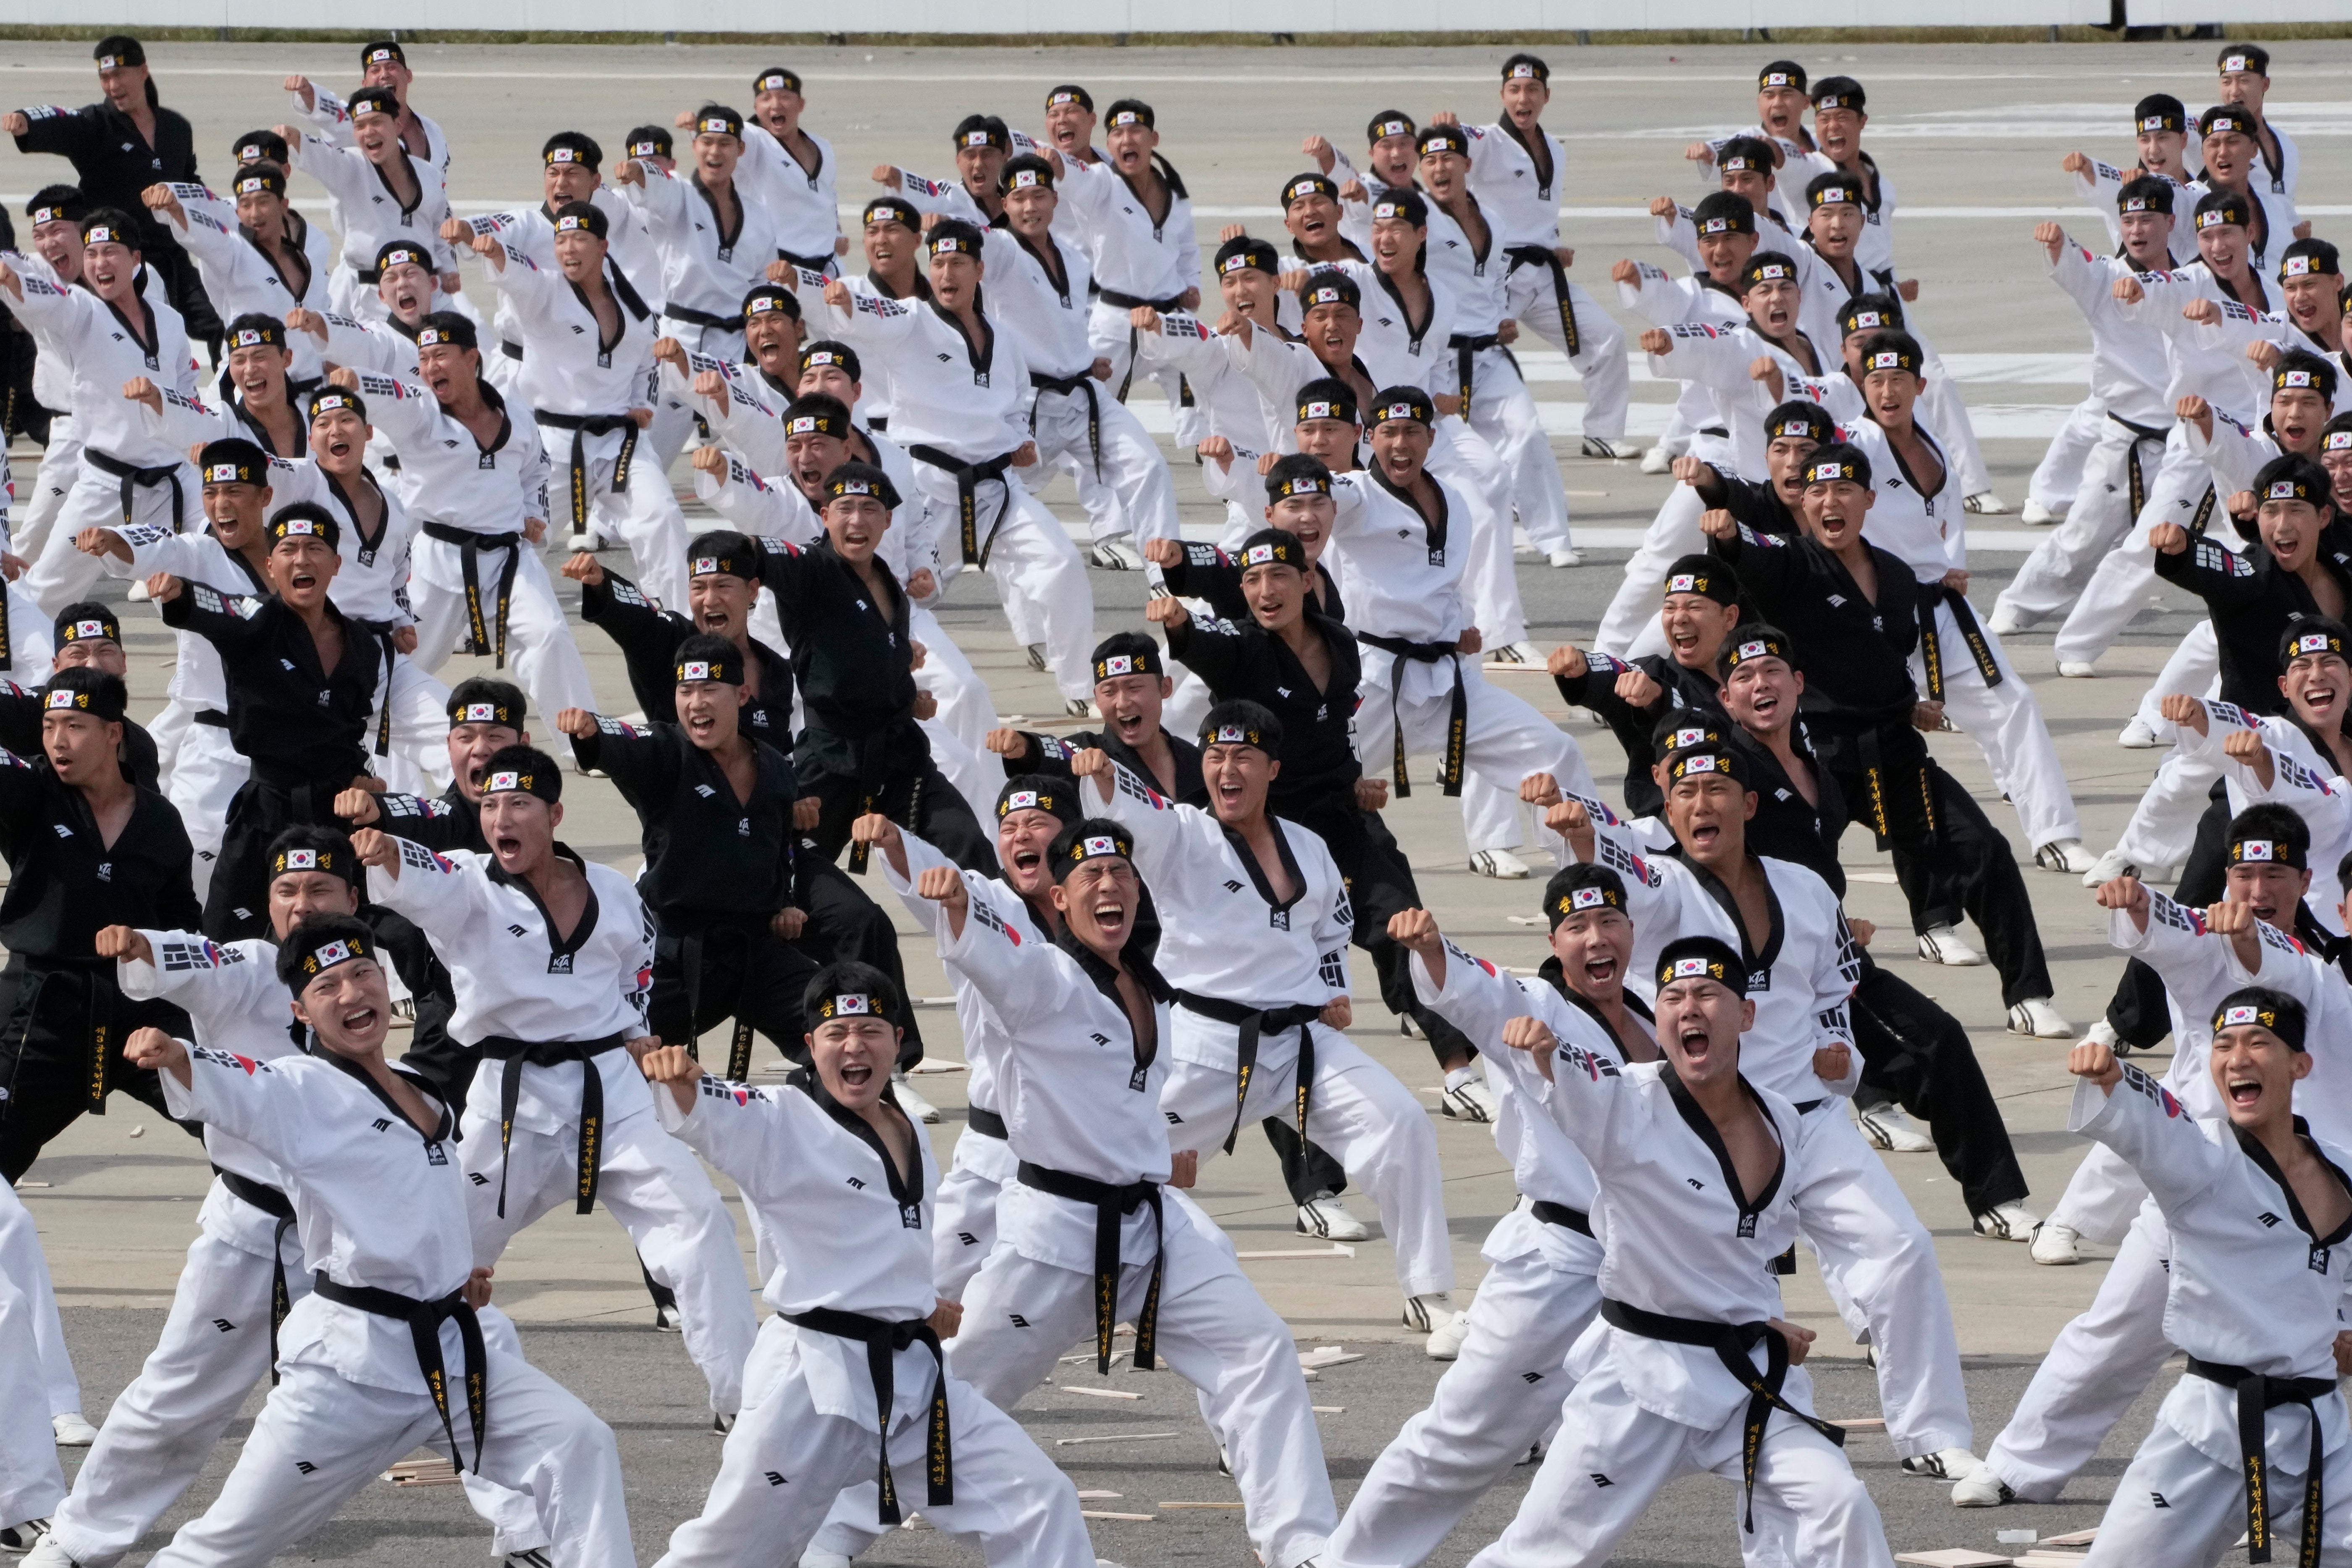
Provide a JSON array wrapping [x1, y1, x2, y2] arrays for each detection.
[[1993, 416, 2168, 628], [377, 653, 456, 794], [0, 1132, 75, 1421], [0, 1270, 65, 1533], [1159, 1020, 1453, 1300], [910, 604, 999, 761], [1502, 269, 1628, 442], [932, 1126, 1017, 1303], [2116, 748, 2224, 872], [1593, 447, 1723, 657], [1431, 417, 1528, 649], [2, 581, 53, 686], [1352, 648, 1598, 826], [653, 1314, 1098, 1568], [533, 420, 694, 612], [2053, 425, 2223, 667], [920, 717, 1004, 838], [1463, 772, 1536, 856], [410, 536, 598, 756], [2131, 619, 2221, 737], [1087, 298, 1199, 446], [141, 1308, 632, 1568], [1914, 601, 2082, 849], [1465, 345, 1572, 554], [1032, 383, 1180, 551], [1164, 664, 1213, 743], [1921, 362, 1992, 499], [1793, 1104, 1974, 1461], [14, 411, 84, 562], [27, 455, 202, 617], [1984, 1205, 2174, 1501], [2029, 395, 2107, 516], [2085, 1397, 2352, 1567], [163, 717, 249, 906], [1463, 1346, 1893, 1568], [912, 464, 1094, 704], [947, 1210, 1339, 1568], [2045, 1138, 2152, 1245], [1326, 1205, 1602, 1568], [460, 1097, 757, 1417]]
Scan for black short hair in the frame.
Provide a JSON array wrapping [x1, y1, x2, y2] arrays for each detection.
[[481, 743, 562, 804], [801, 960, 904, 1034], [2228, 801, 2311, 859], [1089, 630, 1160, 672]]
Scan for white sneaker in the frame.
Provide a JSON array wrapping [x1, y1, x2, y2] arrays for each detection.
[[2057, 660, 2097, 678], [798, 1553, 853, 1568], [1951, 1467, 2017, 1507], [1901, 1447, 1985, 1480], [1025, 643, 1050, 672], [2021, 499, 2062, 525], [1424, 1308, 1472, 1361], [2081, 845, 2138, 888], [1063, 697, 1094, 718], [653, 1303, 683, 1332], [2034, 838, 2095, 875], [1296, 1190, 1370, 1242], [1916, 925, 1987, 966], [2117, 715, 2161, 748], [0, 1522, 53, 1558], [1962, 491, 2009, 515], [1468, 848, 1531, 880], [1546, 547, 1583, 568], [1855, 1103, 1935, 1153], [17, 1536, 74, 1567], [50, 1413, 94, 1446], [1986, 604, 2027, 637], [2008, 998, 2074, 1039], [890, 1072, 942, 1124], [1440, 1073, 1500, 1123], [505, 1552, 554, 1568], [2030, 1220, 2083, 1265], [1973, 1200, 2041, 1241], [1087, 537, 1144, 570], [1580, 436, 1638, 460], [1501, 641, 1545, 665], [1402, 1291, 1462, 1357], [1640, 443, 1675, 474]]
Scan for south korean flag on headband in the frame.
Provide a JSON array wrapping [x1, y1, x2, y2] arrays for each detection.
[[787, 415, 822, 435], [824, 992, 872, 1018], [72, 619, 109, 641], [43, 689, 78, 710], [2240, 838, 2277, 861], [1670, 956, 1712, 980], [693, 556, 719, 575], [1210, 724, 1252, 745], [1868, 350, 1905, 371], [2296, 632, 2336, 656], [2285, 256, 2316, 277], [488, 770, 523, 793], [1680, 754, 1722, 774], [1850, 310, 1886, 329], [281, 849, 319, 871], [279, 517, 322, 536], [1005, 789, 1040, 811], [2223, 1003, 2263, 1027], [547, 147, 581, 164], [460, 701, 500, 723], [2268, 479, 2306, 501], [1568, 886, 1606, 911], [679, 661, 714, 681], [205, 463, 243, 483], [1244, 544, 1279, 565], [2281, 369, 2317, 388], [306, 938, 360, 974], [1737, 640, 1769, 661], [1100, 654, 1136, 676], [1083, 834, 1119, 856], [1301, 399, 1339, 420], [231, 327, 270, 348], [1673, 726, 1710, 748], [1667, 573, 1698, 592], [1007, 167, 1043, 189]]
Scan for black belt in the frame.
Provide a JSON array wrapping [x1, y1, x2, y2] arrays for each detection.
[[533, 410, 641, 536], [907, 444, 1019, 567], [1097, 289, 1184, 403], [1029, 368, 1102, 479], [675, 917, 764, 1081], [419, 522, 523, 667], [778, 247, 837, 276], [965, 1105, 1008, 1140], [215, 1166, 297, 1381], [1172, 990, 1321, 1155], [1916, 584, 2002, 701], [1356, 631, 1466, 796], [1504, 245, 1579, 356], [2191, 478, 2223, 539], [312, 1273, 488, 1473], [2109, 410, 2168, 521], [1791, 1098, 1826, 1115], [1446, 331, 1513, 423], [2186, 1357, 2334, 1566], [1696, 425, 1730, 439], [1016, 1161, 1163, 1374], [499, 340, 524, 363], [194, 709, 231, 729], [86, 448, 186, 532], [354, 265, 382, 286], [476, 1032, 625, 1218], [665, 304, 746, 334], [784, 1306, 953, 1525], [7, 958, 120, 1114], [1600, 1297, 1846, 1531], [1528, 1198, 1592, 1235], [1850, 724, 1937, 846]]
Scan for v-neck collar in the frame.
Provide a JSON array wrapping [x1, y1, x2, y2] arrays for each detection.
[[1013, 229, 1074, 306], [1870, 416, 1948, 504], [227, 393, 299, 458], [2236, 1117, 2352, 1248], [777, 128, 825, 189], [1369, 461, 1448, 553], [244, 210, 315, 302], [368, 154, 425, 224], [323, 467, 390, 560], [1667, 850, 1785, 976], [485, 843, 601, 957], [690, 173, 745, 255], [787, 1066, 923, 1214], [1219, 817, 1307, 919], [1496, 116, 1554, 197], [1373, 267, 1437, 350], [1053, 924, 1172, 1085], [99, 289, 159, 363], [321, 1048, 454, 1143], [454, 379, 515, 459], [927, 296, 995, 382], [1537, 965, 1654, 1061], [1661, 1061, 1785, 1223], [814, 536, 909, 642]]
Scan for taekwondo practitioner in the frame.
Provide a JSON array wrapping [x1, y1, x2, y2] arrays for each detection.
[[468, 202, 693, 612], [636, 962, 1111, 1568], [139, 165, 331, 389], [2059, 995, 2352, 1567], [817, 226, 1098, 715], [733, 66, 843, 279], [619, 105, 800, 366], [1544, 742, 1984, 1482], [0, 606, 152, 783], [1068, 703, 1459, 1343], [1324, 882, 1647, 1565], [1434, 54, 1632, 459], [284, 40, 447, 177], [5, 187, 97, 567], [1461, 935, 1894, 1568], [909, 817, 1340, 1568], [339, 315, 599, 747], [120, 914, 634, 1568], [1702, 446, 2070, 1038], [1960, 835, 2352, 1500], [356, 750, 758, 1426], [140, 311, 309, 459], [275, 90, 454, 321], [0, 213, 201, 617]]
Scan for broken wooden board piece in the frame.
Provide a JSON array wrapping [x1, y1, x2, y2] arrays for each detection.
[[2013, 1553, 2089, 1567], [2038, 1531, 2097, 1548], [1080, 1510, 1156, 1523], [1234, 1244, 1354, 1260], [1311, 1405, 1344, 1414], [1299, 1346, 1365, 1370], [1827, 1416, 1887, 1430], [1074, 1490, 1122, 1500], [1158, 1501, 1245, 1510], [382, 1458, 460, 1488], [1055, 1431, 1178, 1447], [1055, 1384, 1144, 1401], [1893, 1552, 2011, 1568]]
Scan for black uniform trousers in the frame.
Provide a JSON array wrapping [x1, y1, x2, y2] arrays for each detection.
[[647, 914, 821, 1069], [801, 747, 998, 880], [1846, 956, 2030, 1214], [368, 906, 472, 1115], [204, 773, 354, 943], [2105, 780, 2234, 1049], [0, 956, 194, 1182]]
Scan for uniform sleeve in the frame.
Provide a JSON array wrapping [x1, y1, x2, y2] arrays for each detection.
[[2188, 413, 2272, 496], [620, 162, 690, 231], [483, 243, 564, 325], [654, 1073, 809, 1202], [1536, 1037, 1636, 1168], [2069, 1059, 2230, 1213], [0, 746, 48, 854], [1161, 611, 1251, 694], [2153, 531, 2268, 611], [101, 519, 225, 582], [568, 715, 672, 805], [893, 168, 987, 224], [932, 882, 1073, 1032], [115, 931, 280, 1029], [0, 261, 95, 336], [1654, 204, 1705, 273], [284, 133, 362, 206], [1414, 934, 1528, 1045], [318, 313, 411, 375], [158, 580, 271, 651], [1809, 902, 1864, 1095], [1306, 838, 1352, 1002], [1707, 519, 1809, 602], [148, 384, 226, 448], [1091, 760, 1196, 876], [1618, 261, 1701, 326], [9, 105, 100, 160], [1648, 321, 1763, 395], [291, 82, 357, 146], [347, 372, 440, 449], [369, 791, 476, 851], [1133, 313, 1230, 378], [827, 287, 920, 352], [366, 838, 489, 933], [162, 184, 243, 267], [2112, 886, 2231, 997], [160, 1044, 319, 1169]]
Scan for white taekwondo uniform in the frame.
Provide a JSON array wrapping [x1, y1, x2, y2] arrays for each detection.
[[289, 82, 449, 175], [0, 1175, 66, 1538], [281, 130, 453, 321], [622, 161, 792, 365], [1986, 889, 2352, 1500], [648, 1063, 1100, 1568], [2071, 1058, 2352, 1568], [1092, 759, 1451, 1300], [1328, 933, 1639, 1568], [142, 1034, 630, 1568], [366, 836, 757, 1416], [151, 182, 334, 386], [458, 187, 662, 398], [737, 122, 842, 277], [1129, 305, 1288, 538], [924, 873, 1339, 1568], [819, 286, 1097, 705], [1053, 152, 1202, 439], [1463, 1042, 1891, 1568]]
